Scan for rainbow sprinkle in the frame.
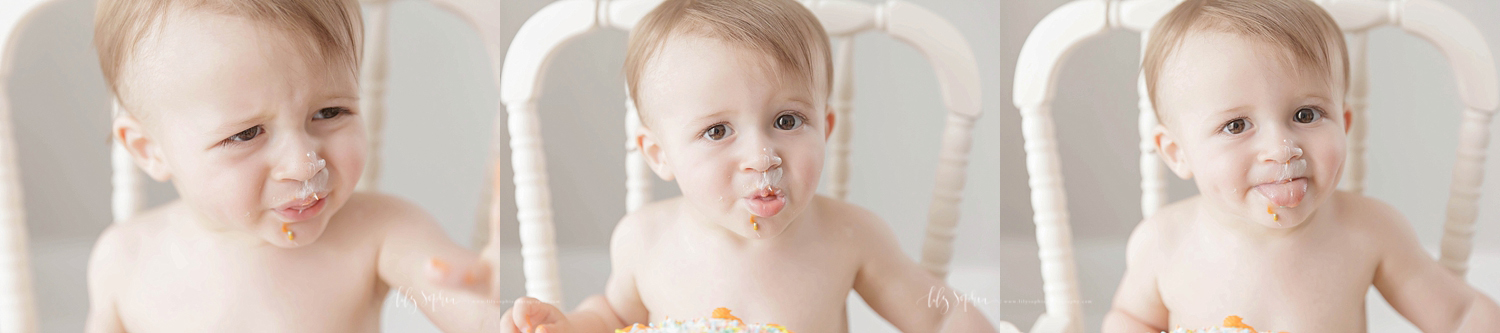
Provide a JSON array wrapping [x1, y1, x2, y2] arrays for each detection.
[[616, 308, 793, 333], [1164, 316, 1286, 333]]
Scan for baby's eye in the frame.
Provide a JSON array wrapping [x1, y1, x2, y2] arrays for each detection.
[[701, 124, 732, 141], [774, 114, 802, 131], [224, 125, 264, 144], [1221, 118, 1248, 135], [1293, 107, 1321, 123], [313, 107, 349, 120]]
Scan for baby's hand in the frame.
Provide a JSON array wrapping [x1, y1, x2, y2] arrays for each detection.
[[502, 297, 572, 333]]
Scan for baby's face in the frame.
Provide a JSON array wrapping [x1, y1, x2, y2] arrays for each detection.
[[637, 36, 831, 239], [1155, 32, 1350, 229], [120, 11, 364, 247]]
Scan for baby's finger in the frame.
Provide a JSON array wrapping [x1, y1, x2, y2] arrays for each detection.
[[515, 297, 566, 331], [500, 308, 521, 333]]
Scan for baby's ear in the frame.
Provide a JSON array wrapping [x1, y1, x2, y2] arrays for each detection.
[[1153, 125, 1193, 180], [635, 129, 674, 181], [113, 113, 171, 182], [823, 105, 836, 141]]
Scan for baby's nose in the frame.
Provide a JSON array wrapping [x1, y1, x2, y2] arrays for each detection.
[[275, 150, 326, 182], [1264, 139, 1303, 163], [744, 147, 782, 172]]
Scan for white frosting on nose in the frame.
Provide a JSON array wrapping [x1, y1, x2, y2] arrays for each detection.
[[756, 148, 782, 192], [297, 151, 330, 200], [1277, 139, 1306, 181]]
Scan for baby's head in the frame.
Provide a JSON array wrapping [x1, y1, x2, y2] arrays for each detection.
[[625, 0, 832, 238], [96, 0, 364, 247], [1145, 0, 1350, 229]]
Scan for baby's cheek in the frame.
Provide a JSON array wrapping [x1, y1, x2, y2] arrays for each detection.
[[677, 166, 730, 197], [323, 137, 366, 188], [199, 176, 262, 226]]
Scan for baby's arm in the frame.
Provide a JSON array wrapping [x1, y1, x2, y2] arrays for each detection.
[[369, 194, 500, 332], [849, 209, 995, 332], [85, 225, 132, 333], [1367, 202, 1500, 332], [502, 270, 643, 332], [502, 214, 650, 332], [1103, 219, 1168, 333]]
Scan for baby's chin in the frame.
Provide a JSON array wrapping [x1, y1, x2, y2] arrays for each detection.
[[709, 199, 810, 240], [1225, 187, 1329, 229], [263, 216, 331, 248], [261, 196, 344, 248]]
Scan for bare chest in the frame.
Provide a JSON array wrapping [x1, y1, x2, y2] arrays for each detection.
[[634, 239, 859, 332], [116, 244, 383, 332], [1158, 238, 1378, 331]]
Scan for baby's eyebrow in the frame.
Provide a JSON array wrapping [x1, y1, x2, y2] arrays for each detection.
[[319, 94, 359, 104], [691, 109, 734, 123], [1296, 94, 1332, 105], [783, 98, 814, 110], [208, 112, 268, 135], [1211, 104, 1253, 116]]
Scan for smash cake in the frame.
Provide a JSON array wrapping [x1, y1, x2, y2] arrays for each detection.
[[616, 308, 793, 333], [1165, 316, 1286, 333]]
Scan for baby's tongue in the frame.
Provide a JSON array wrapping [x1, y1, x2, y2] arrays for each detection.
[[1255, 178, 1307, 207]]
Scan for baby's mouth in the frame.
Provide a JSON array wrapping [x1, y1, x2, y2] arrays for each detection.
[[744, 187, 786, 217], [1254, 178, 1306, 208]]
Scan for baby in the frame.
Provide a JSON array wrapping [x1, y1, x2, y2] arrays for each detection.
[[499, 0, 994, 332], [84, 0, 499, 332], [1103, 0, 1500, 332]]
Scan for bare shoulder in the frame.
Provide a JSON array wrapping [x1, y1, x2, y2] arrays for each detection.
[[1127, 197, 1197, 267], [88, 203, 175, 297], [1326, 191, 1413, 245], [91, 204, 179, 270], [89, 223, 140, 282], [336, 192, 432, 222], [806, 196, 894, 252], [331, 192, 438, 237], [811, 195, 884, 227], [1329, 191, 1406, 228], [611, 197, 677, 264]]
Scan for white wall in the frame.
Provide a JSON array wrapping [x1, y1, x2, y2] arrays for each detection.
[[1001, 0, 1500, 331]]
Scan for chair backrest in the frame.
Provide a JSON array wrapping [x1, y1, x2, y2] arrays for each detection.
[[1012, 0, 1498, 332], [499, 0, 983, 309], [0, 1, 62, 331]]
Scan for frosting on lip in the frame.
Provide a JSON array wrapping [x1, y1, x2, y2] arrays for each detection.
[[744, 148, 785, 218], [1259, 140, 1307, 223]]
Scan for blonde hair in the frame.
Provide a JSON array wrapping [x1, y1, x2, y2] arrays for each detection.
[[94, 0, 363, 110], [623, 0, 832, 123], [1143, 0, 1348, 121]]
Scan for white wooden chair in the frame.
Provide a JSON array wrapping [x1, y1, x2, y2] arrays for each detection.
[[0, 0, 503, 331], [0, 2, 52, 331], [1012, 0, 1498, 332], [499, 0, 1011, 330]]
